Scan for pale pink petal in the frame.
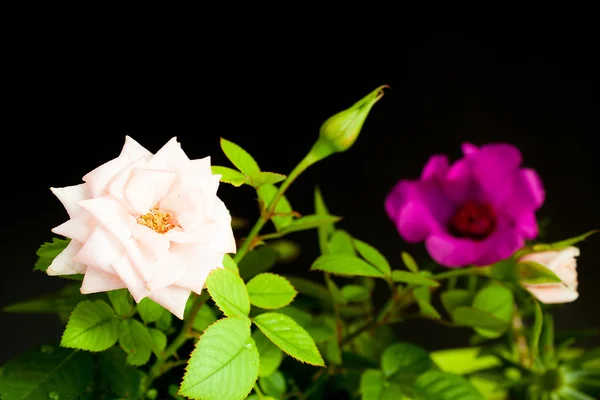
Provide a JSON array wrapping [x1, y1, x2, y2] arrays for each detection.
[[206, 199, 236, 253], [80, 266, 126, 294], [147, 137, 190, 171], [112, 255, 149, 302], [124, 169, 176, 214], [172, 243, 224, 293], [75, 226, 124, 274], [50, 184, 92, 218], [52, 216, 94, 244], [107, 157, 148, 204], [149, 285, 191, 320], [525, 284, 579, 304], [164, 228, 211, 244], [47, 240, 87, 276], [83, 155, 134, 197], [78, 196, 134, 243], [124, 238, 186, 291], [120, 136, 153, 161], [130, 224, 171, 262], [188, 156, 213, 177]]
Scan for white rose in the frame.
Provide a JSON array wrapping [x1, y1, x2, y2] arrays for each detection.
[[520, 246, 579, 304], [48, 136, 236, 318]]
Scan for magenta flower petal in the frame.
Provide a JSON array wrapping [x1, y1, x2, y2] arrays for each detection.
[[385, 142, 544, 268]]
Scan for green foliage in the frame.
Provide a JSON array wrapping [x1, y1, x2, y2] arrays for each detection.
[[311, 254, 387, 278], [98, 347, 146, 399], [137, 297, 169, 324], [340, 284, 371, 302], [33, 237, 70, 271], [353, 238, 392, 276], [220, 137, 261, 175], [223, 254, 239, 272], [401, 251, 420, 273], [118, 319, 155, 366], [259, 370, 287, 398], [253, 312, 325, 366], [0, 345, 93, 400], [531, 229, 598, 252], [246, 273, 297, 309], [180, 317, 259, 400], [239, 246, 278, 281], [253, 329, 284, 377], [471, 284, 514, 338], [360, 369, 404, 400], [413, 370, 485, 399], [107, 289, 134, 317], [257, 184, 293, 230], [61, 300, 119, 352], [206, 268, 250, 318], [391, 270, 439, 287], [212, 166, 286, 188]]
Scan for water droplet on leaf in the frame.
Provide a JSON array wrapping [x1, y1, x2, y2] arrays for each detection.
[[48, 392, 60, 400], [244, 343, 253, 350], [40, 345, 54, 354]]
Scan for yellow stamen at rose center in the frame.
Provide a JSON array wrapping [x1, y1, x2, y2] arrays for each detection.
[[137, 208, 178, 234]]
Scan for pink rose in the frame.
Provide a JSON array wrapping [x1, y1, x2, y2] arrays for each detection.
[[48, 136, 236, 318], [520, 246, 579, 304]]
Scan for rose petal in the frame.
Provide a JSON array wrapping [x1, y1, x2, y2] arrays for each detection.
[[52, 216, 94, 244], [172, 243, 224, 294], [112, 255, 149, 303], [421, 155, 449, 181], [130, 224, 171, 261], [472, 144, 523, 205], [47, 240, 87, 276], [425, 233, 482, 268], [394, 202, 441, 243], [107, 157, 148, 205], [51, 184, 91, 218], [147, 137, 190, 171], [75, 226, 124, 274], [148, 285, 191, 320], [80, 266, 126, 294], [78, 196, 134, 243], [207, 199, 237, 253], [461, 142, 479, 156], [519, 168, 545, 210], [120, 136, 153, 161], [443, 159, 480, 205], [124, 168, 176, 215], [83, 155, 134, 198], [525, 284, 579, 304]]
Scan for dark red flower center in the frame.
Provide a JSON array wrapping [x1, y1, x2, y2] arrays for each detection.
[[448, 201, 496, 240]]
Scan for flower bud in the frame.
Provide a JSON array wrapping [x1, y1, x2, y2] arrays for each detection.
[[318, 85, 388, 153]]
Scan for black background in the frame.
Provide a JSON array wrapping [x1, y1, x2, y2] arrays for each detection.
[[2, 6, 599, 365]]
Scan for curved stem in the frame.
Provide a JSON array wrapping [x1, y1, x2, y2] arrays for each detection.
[[431, 266, 488, 281]]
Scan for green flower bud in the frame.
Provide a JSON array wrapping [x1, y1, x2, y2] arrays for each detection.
[[318, 85, 388, 153]]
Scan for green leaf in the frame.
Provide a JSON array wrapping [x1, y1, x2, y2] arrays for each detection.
[[149, 328, 167, 355], [430, 347, 501, 375], [414, 370, 484, 400], [391, 270, 439, 287], [239, 246, 278, 281], [269, 239, 301, 263], [325, 338, 342, 365], [211, 166, 247, 186], [314, 186, 336, 254], [381, 342, 433, 382], [353, 239, 392, 276], [340, 284, 370, 302], [452, 307, 510, 333], [220, 137, 260, 175], [108, 289, 133, 317], [0, 345, 93, 400], [246, 273, 297, 309], [33, 237, 70, 271], [471, 284, 514, 338], [248, 171, 287, 188], [311, 254, 386, 278], [257, 184, 293, 230], [155, 309, 173, 332], [253, 312, 324, 366], [191, 304, 218, 332], [414, 286, 441, 319], [517, 261, 562, 284], [259, 370, 286, 398], [532, 229, 599, 251], [180, 317, 259, 400], [359, 369, 404, 400], [223, 253, 239, 273], [282, 276, 332, 309], [61, 300, 119, 351], [137, 298, 168, 324], [276, 305, 313, 329], [206, 268, 250, 318], [401, 251, 420, 273], [441, 289, 472, 315], [328, 230, 356, 255], [325, 275, 347, 305], [118, 319, 154, 366], [252, 329, 283, 377], [98, 347, 146, 399], [279, 214, 342, 235]]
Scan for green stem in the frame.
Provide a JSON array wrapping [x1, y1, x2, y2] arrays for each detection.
[[431, 266, 488, 281], [253, 383, 265, 399], [144, 294, 206, 391]]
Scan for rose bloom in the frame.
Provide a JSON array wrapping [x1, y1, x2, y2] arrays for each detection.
[[385, 143, 544, 268], [48, 136, 236, 318], [520, 247, 579, 303]]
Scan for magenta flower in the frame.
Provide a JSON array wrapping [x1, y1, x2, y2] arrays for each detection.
[[385, 143, 544, 268]]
